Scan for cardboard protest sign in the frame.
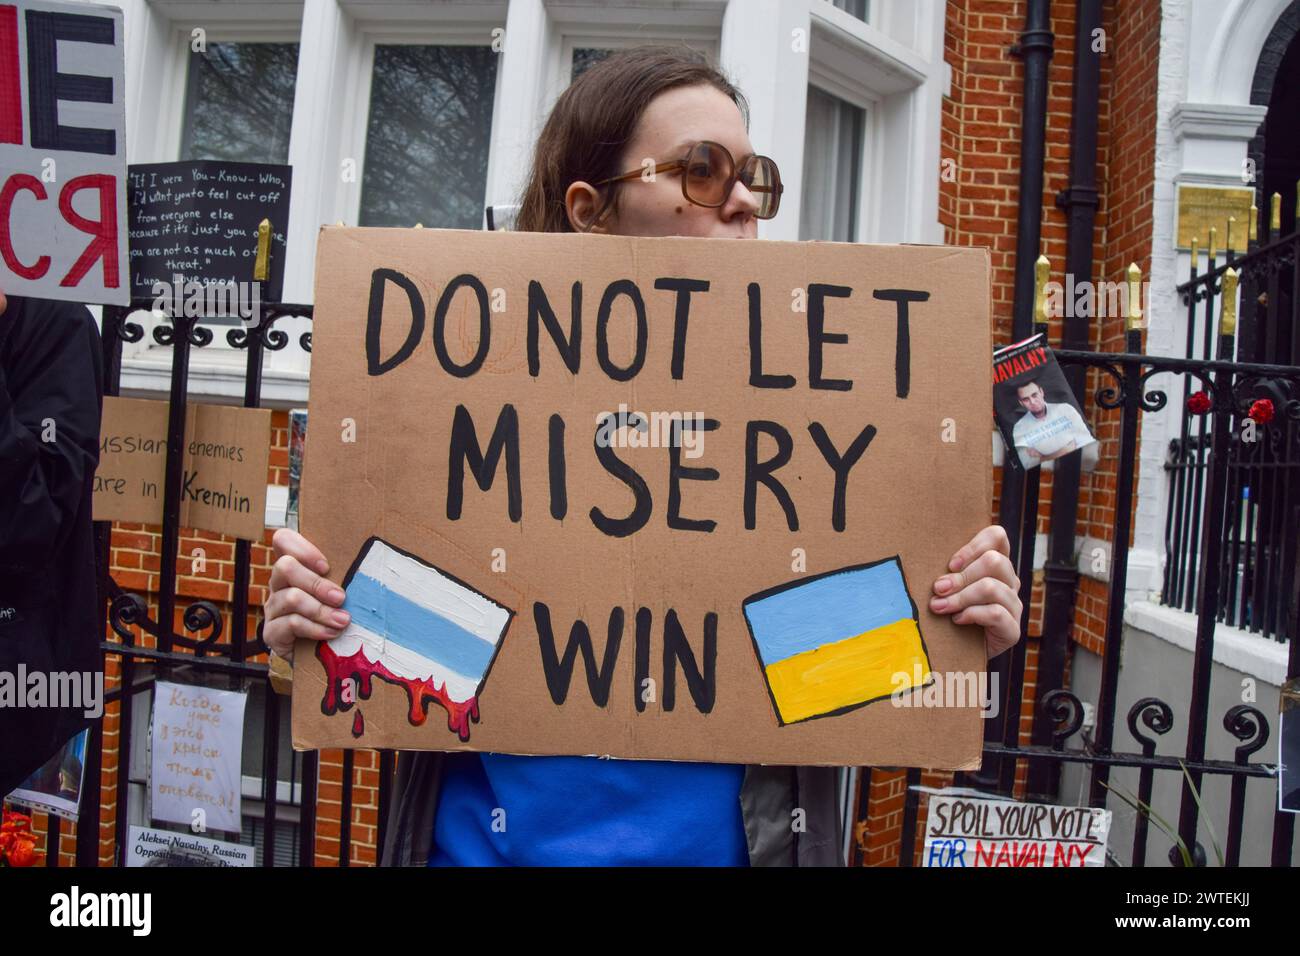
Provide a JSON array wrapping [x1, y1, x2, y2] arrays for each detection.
[[94, 396, 271, 540], [923, 791, 1111, 867], [293, 227, 992, 768], [0, 0, 128, 304], [127, 160, 292, 305]]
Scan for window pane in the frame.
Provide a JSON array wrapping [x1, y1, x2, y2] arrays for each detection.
[[240, 680, 295, 783], [358, 45, 500, 229], [572, 47, 614, 81], [799, 86, 864, 242], [831, 0, 870, 22], [180, 42, 298, 164], [241, 810, 301, 866]]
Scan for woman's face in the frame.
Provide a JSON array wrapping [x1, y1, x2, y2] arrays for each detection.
[[565, 83, 761, 240]]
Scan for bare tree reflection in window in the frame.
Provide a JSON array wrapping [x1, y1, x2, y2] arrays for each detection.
[[830, 0, 870, 22], [359, 45, 500, 229], [180, 42, 299, 164], [571, 47, 614, 81]]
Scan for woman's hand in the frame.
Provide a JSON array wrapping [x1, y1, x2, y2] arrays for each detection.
[[262, 528, 351, 664], [929, 524, 1022, 659]]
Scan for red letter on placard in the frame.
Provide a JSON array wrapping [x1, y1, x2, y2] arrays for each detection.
[[0, 174, 52, 279], [58, 173, 119, 289], [0, 5, 20, 145]]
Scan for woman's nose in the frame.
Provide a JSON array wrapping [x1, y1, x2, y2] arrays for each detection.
[[721, 177, 760, 222]]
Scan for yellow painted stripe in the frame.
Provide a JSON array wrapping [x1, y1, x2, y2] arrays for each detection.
[[764, 618, 930, 724]]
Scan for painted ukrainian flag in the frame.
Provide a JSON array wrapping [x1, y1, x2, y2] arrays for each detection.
[[332, 538, 512, 707], [742, 557, 932, 725]]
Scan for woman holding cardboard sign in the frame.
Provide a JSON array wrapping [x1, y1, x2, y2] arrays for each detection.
[[262, 47, 1022, 866]]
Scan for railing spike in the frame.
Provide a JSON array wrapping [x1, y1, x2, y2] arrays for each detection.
[[1220, 267, 1238, 337], [1126, 262, 1144, 330], [253, 219, 272, 282]]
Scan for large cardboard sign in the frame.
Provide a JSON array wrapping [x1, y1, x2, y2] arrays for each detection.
[[0, 0, 128, 305], [294, 227, 992, 768], [94, 396, 271, 540]]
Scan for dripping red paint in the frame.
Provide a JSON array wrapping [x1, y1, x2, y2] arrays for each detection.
[[317, 642, 480, 742]]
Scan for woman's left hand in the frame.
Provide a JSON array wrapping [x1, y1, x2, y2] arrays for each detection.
[[929, 525, 1022, 659]]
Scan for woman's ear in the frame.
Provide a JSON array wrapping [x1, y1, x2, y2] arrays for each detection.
[[565, 181, 610, 233]]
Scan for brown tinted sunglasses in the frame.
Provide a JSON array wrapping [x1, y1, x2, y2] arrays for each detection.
[[595, 140, 784, 219]]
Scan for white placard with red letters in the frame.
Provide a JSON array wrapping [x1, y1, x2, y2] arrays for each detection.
[[0, 0, 128, 305]]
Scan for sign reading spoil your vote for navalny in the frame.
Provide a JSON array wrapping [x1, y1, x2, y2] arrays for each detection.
[[0, 0, 128, 305], [293, 227, 993, 768]]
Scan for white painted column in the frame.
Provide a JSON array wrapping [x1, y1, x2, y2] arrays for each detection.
[[282, 0, 353, 305], [719, 0, 811, 242], [483, 0, 555, 211]]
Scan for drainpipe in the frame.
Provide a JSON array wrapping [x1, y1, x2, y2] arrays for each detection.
[[994, 0, 1054, 537], [1026, 0, 1104, 802], [977, 0, 1054, 792]]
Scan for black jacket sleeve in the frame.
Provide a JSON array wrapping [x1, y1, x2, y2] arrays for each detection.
[[0, 296, 103, 570]]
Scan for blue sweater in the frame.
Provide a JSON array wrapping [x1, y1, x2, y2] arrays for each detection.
[[427, 752, 749, 866]]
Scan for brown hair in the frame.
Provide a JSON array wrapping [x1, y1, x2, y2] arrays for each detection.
[[514, 45, 749, 234]]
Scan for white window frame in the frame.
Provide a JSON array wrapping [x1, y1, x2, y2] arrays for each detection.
[[158, 23, 304, 166], [805, 5, 935, 244], [803, 70, 875, 242], [341, 23, 506, 229]]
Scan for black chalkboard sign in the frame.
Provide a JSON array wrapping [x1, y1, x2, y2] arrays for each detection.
[[127, 161, 292, 305]]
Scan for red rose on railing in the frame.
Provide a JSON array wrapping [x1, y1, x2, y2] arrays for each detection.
[[1247, 398, 1275, 425], [0, 808, 40, 867], [1186, 391, 1212, 414]]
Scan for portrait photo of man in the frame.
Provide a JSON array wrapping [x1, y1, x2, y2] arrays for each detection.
[[1010, 378, 1095, 470]]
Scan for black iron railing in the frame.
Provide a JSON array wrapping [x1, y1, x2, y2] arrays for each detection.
[[871, 310, 1300, 867], [1163, 224, 1299, 643]]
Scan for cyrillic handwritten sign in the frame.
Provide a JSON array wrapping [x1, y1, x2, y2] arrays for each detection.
[[150, 681, 248, 833]]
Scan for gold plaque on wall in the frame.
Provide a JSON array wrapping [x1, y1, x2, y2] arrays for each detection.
[[1176, 185, 1254, 252]]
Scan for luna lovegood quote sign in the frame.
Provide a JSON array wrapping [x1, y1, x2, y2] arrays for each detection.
[[294, 227, 992, 768]]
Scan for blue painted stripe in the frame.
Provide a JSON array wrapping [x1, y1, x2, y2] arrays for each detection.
[[343, 573, 496, 678], [743, 560, 916, 666]]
